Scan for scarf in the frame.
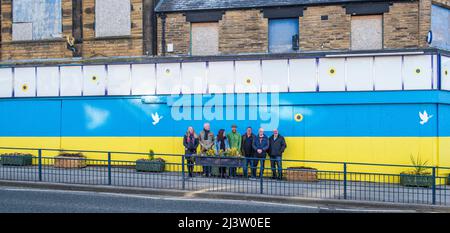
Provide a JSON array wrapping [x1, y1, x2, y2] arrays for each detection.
[[203, 130, 210, 140]]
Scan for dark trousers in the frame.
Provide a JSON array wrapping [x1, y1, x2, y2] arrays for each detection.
[[252, 155, 266, 178], [270, 156, 282, 179], [243, 157, 253, 178], [185, 150, 196, 177]]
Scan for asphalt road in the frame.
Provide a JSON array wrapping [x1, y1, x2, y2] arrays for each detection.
[[0, 186, 326, 213], [0, 186, 415, 213]]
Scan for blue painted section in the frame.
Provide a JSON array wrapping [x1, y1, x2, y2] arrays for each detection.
[[0, 100, 61, 137], [431, 4, 450, 50], [0, 91, 448, 137], [13, 0, 62, 40], [269, 18, 299, 53]]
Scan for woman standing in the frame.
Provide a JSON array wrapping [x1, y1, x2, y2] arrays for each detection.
[[215, 129, 230, 178], [183, 126, 199, 178]]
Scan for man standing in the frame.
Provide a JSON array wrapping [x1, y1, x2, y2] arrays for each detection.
[[252, 128, 269, 178], [241, 127, 255, 178], [226, 124, 241, 177], [199, 123, 215, 177], [268, 129, 287, 180]]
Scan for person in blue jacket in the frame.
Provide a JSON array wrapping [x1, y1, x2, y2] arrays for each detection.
[[215, 129, 230, 178], [252, 128, 269, 178]]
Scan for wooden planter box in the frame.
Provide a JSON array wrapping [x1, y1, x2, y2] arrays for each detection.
[[54, 156, 87, 169], [286, 167, 318, 182], [0, 154, 33, 166], [136, 160, 165, 173], [400, 173, 434, 188]]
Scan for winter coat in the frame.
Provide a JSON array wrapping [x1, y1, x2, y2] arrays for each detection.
[[268, 135, 287, 157]]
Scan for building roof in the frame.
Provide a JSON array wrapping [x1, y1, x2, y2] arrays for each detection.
[[155, 0, 396, 13]]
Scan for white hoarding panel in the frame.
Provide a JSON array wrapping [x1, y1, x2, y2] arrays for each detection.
[[83, 65, 107, 96], [107, 65, 131, 96], [131, 64, 156, 95], [374, 56, 402, 91], [442, 56, 450, 90], [37, 66, 59, 97], [60, 66, 82, 96], [235, 61, 261, 93], [262, 60, 288, 93], [14, 67, 36, 97], [289, 59, 317, 92], [318, 58, 346, 92], [346, 57, 373, 91], [403, 55, 432, 90], [0, 68, 13, 97], [156, 63, 181, 95], [181, 62, 207, 94], [208, 61, 234, 94]]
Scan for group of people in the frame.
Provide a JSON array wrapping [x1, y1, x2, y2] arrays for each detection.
[[183, 123, 287, 180]]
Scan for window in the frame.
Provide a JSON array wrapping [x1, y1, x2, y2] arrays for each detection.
[[431, 5, 450, 50], [95, 0, 131, 37], [268, 18, 299, 53], [191, 22, 219, 56], [12, 0, 62, 41], [351, 15, 383, 50]]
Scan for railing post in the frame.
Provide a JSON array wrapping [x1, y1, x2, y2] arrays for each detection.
[[182, 154, 185, 190], [343, 163, 347, 200], [432, 167, 436, 205], [260, 158, 264, 195], [107, 152, 112, 186], [38, 149, 42, 182]]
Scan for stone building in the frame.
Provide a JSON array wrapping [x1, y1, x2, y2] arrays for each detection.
[[0, 0, 448, 61], [155, 0, 450, 56], [0, 0, 159, 61]]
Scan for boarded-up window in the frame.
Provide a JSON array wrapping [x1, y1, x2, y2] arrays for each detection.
[[351, 15, 383, 50], [269, 18, 299, 53], [431, 5, 450, 50], [191, 22, 219, 56], [12, 0, 62, 41], [95, 0, 131, 37]]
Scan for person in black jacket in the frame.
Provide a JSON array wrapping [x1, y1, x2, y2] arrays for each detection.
[[268, 129, 287, 180], [241, 127, 256, 178], [183, 126, 199, 178]]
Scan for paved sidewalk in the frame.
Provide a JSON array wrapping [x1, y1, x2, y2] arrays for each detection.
[[0, 164, 449, 206]]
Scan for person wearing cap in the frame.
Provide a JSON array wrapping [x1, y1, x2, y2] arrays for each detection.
[[226, 124, 241, 177]]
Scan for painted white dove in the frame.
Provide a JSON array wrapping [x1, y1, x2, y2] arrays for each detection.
[[151, 112, 163, 126], [419, 111, 433, 125]]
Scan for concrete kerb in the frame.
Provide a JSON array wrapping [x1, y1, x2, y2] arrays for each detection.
[[0, 180, 449, 213]]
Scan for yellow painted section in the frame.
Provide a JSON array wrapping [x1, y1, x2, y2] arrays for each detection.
[[1, 136, 449, 182]]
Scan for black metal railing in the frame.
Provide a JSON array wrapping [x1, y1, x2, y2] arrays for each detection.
[[0, 146, 449, 206]]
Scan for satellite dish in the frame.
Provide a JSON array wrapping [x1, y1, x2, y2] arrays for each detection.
[[427, 31, 433, 44]]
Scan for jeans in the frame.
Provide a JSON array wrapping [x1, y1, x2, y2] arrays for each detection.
[[228, 167, 237, 177], [242, 156, 253, 178], [203, 166, 211, 176], [252, 157, 266, 178], [270, 156, 282, 179]]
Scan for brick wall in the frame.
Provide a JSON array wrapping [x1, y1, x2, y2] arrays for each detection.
[[300, 5, 351, 51], [82, 0, 144, 58], [0, 0, 73, 60]]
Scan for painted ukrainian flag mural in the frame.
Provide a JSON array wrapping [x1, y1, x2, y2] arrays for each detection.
[[0, 53, 449, 177]]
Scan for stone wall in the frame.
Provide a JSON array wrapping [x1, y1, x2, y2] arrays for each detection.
[[218, 10, 268, 54], [81, 0, 144, 58], [0, 0, 73, 60], [384, 1, 421, 49], [300, 5, 351, 51]]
